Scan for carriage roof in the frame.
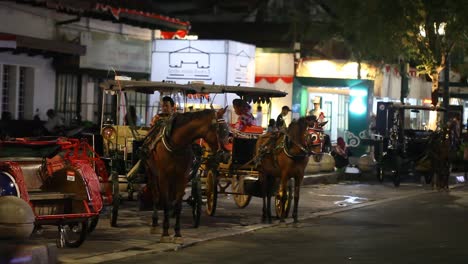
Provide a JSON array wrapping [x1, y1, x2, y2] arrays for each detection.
[[99, 80, 287, 99], [390, 103, 446, 112], [100, 80, 198, 94]]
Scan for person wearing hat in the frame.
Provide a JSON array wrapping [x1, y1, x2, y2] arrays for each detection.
[[276, 105, 291, 130], [309, 96, 326, 122], [232, 98, 256, 131]]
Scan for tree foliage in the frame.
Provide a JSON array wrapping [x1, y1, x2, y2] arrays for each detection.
[[298, 0, 468, 88]]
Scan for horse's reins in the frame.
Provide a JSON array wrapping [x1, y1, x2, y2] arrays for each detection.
[[160, 110, 226, 155], [283, 128, 323, 159]]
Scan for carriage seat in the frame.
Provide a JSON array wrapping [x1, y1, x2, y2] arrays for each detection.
[[232, 137, 258, 165], [231, 125, 264, 138]]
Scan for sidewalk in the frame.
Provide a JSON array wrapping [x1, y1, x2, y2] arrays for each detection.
[[28, 172, 465, 264]]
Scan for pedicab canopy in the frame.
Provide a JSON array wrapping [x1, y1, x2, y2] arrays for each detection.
[[100, 80, 287, 103]]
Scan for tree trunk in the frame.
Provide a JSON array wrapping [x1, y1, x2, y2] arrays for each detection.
[[430, 72, 439, 92]]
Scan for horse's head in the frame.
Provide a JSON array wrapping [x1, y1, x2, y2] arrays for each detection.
[[287, 116, 324, 161], [305, 116, 325, 162], [204, 107, 230, 157]]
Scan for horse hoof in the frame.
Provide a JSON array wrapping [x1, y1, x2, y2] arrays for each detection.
[[173, 236, 184, 244], [150, 227, 160, 234], [292, 222, 302, 228], [160, 236, 172, 243]]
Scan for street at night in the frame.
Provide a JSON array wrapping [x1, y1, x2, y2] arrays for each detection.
[[1, 1, 467, 264], [105, 185, 468, 264]]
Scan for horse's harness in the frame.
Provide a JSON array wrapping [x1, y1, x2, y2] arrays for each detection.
[[282, 125, 324, 159], [159, 110, 228, 156]]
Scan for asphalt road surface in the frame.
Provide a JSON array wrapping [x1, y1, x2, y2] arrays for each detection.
[[105, 185, 468, 264]]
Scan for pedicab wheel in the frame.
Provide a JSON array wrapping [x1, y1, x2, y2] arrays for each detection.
[[232, 176, 251, 208], [57, 221, 88, 248], [392, 170, 401, 187], [191, 176, 202, 228], [204, 169, 218, 216], [87, 216, 99, 233], [110, 171, 120, 227], [376, 166, 384, 182], [275, 180, 293, 218]]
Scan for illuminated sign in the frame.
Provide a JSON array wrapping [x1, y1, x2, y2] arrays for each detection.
[[151, 40, 255, 86]]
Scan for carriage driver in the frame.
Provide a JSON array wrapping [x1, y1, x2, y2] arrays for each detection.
[[150, 96, 175, 127]]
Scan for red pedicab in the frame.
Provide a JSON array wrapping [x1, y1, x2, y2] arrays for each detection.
[[0, 137, 111, 248]]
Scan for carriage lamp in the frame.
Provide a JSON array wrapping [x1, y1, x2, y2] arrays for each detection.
[[102, 126, 117, 141]]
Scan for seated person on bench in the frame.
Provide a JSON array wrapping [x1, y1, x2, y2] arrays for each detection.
[[232, 98, 256, 131], [231, 99, 263, 134]]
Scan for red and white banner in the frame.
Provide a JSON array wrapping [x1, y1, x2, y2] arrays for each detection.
[[255, 75, 294, 84], [0, 34, 17, 49]]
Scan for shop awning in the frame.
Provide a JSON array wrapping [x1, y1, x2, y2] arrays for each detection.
[[0, 33, 86, 57]]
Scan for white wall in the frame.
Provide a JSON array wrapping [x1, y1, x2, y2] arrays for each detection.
[[255, 51, 294, 123], [0, 52, 55, 120]]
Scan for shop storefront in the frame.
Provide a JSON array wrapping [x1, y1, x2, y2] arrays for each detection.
[[293, 77, 373, 155]]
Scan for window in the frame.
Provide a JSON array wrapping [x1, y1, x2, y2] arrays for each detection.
[[2, 65, 10, 114], [18, 67, 26, 120], [56, 74, 79, 125], [121, 91, 150, 125]]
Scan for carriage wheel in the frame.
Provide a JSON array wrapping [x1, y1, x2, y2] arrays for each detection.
[[275, 180, 293, 218], [204, 169, 218, 216], [392, 170, 401, 187], [232, 176, 252, 209], [376, 166, 384, 183], [57, 221, 88, 248], [110, 171, 120, 227], [191, 176, 202, 228], [87, 216, 99, 233]]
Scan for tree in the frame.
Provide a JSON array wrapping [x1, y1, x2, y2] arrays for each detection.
[[398, 0, 468, 102], [295, 0, 468, 95]]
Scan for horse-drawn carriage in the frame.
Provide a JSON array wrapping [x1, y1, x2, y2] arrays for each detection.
[[374, 102, 452, 187], [184, 83, 326, 223], [0, 137, 110, 247], [98, 79, 326, 241]]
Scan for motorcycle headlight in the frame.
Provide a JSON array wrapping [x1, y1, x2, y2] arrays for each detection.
[[102, 126, 116, 141], [0, 171, 19, 197]]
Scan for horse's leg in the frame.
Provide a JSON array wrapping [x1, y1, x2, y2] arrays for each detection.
[[160, 202, 171, 243], [150, 203, 159, 234], [278, 175, 289, 223], [173, 199, 183, 244], [292, 176, 303, 223], [266, 177, 274, 224], [261, 173, 268, 223]]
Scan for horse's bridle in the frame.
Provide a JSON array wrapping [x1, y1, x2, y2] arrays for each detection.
[[160, 110, 228, 156], [283, 124, 324, 159]]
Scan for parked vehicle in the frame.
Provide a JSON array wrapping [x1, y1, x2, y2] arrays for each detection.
[[0, 137, 110, 247]]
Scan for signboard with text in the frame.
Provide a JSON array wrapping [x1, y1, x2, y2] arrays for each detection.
[[151, 39, 255, 86]]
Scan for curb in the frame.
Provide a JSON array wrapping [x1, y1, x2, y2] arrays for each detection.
[[59, 183, 465, 264]]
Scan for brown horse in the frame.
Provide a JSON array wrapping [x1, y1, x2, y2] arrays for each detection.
[[145, 108, 229, 243], [256, 116, 325, 223], [428, 119, 460, 190]]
